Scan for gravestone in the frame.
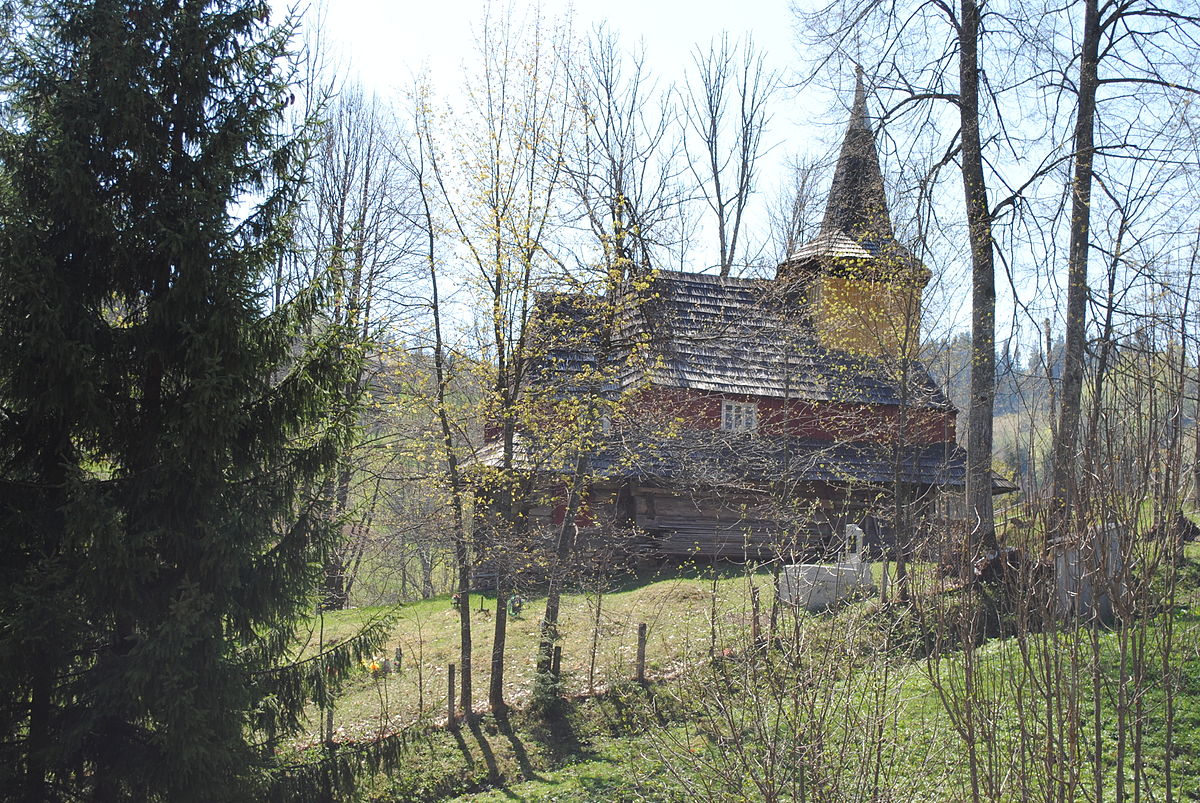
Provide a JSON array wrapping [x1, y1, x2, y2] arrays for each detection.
[[1053, 524, 1123, 622], [778, 524, 874, 611]]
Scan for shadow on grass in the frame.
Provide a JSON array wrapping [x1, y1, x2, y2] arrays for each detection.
[[463, 719, 502, 786], [495, 709, 541, 782], [521, 704, 595, 769], [498, 759, 625, 802], [449, 726, 476, 771]]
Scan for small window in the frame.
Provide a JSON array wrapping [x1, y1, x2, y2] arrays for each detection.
[[721, 401, 758, 433]]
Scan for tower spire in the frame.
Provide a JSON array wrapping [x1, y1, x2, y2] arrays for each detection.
[[774, 68, 928, 357], [820, 66, 894, 241]]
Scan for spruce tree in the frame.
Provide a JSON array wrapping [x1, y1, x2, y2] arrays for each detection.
[[0, 1, 384, 799]]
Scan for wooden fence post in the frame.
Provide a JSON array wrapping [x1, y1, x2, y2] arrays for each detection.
[[636, 622, 647, 684], [751, 585, 762, 647], [447, 663, 457, 730]]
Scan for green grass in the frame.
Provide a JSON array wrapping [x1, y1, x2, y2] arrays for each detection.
[[444, 735, 685, 803], [291, 563, 785, 747], [290, 548, 1200, 801]]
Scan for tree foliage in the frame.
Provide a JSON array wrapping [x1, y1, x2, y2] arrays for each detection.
[[0, 1, 380, 798]]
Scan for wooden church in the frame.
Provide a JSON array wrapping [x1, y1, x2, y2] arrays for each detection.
[[479, 74, 1013, 563]]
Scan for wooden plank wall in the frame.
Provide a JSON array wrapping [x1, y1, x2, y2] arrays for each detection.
[[512, 480, 917, 563], [629, 484, 855, 560]]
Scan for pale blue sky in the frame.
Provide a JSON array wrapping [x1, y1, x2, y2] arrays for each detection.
[[303, 1, 855, 258], [304, 3, 844, 174], [313, 0, 804, 102], [285, 0, 975, 333]]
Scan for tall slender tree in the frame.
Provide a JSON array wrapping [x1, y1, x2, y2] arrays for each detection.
[[424, 5, 574, 716], [0, 1, 377, 798], [299, 85, 415, 609], [408, 78, 477, 720], [682, 33, 777, 277], [957, 0, 1000, 555], [1047, 0, 1200, 537]]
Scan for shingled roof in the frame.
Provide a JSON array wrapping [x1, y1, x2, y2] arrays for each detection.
[[823, 67, 892, 241], [529, 270, 949, 407], [525, 292, 611, 397], [620, 270, 949, 407]]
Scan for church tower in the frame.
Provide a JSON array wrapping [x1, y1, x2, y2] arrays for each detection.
[[777, 68, 930, 357]]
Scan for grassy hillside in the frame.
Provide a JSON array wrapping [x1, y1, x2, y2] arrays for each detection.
[[290, 562, 803, 746], [293, 552, 1200, 801]]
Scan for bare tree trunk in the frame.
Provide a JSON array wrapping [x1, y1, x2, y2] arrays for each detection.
[[1194, 377, 1200, 509], [425, 191, 473, 719], [588, 586, 604, 693], [490, 579, 509, 716], [537, 396, 610, 676], [1083, 214, 1129, 527], [959, 0, 999, 557], [411, 110, 476, 716], [1050, 0, 1100, 542], [537, 484, 583, 676]]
